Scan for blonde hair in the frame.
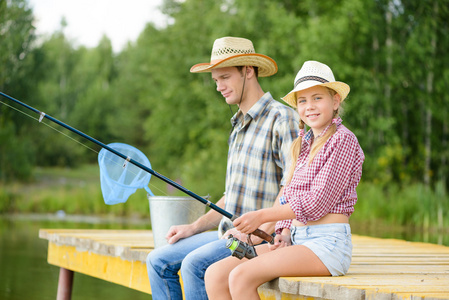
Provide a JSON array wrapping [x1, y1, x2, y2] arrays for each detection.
[[285, 88, 340, 184]]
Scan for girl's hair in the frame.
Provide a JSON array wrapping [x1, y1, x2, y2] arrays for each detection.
[[285, 87, 340, 184]]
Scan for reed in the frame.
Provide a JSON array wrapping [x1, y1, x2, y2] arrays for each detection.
[[353, 180, 449, 230], [1, 165, 448, 231]]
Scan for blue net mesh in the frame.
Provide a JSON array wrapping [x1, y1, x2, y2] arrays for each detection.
[[98, 143, 154, 205]]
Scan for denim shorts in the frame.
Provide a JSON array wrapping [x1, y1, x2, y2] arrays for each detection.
[[290, 223, 352, 276]]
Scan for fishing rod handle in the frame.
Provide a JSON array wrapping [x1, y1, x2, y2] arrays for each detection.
[[229, 215, 274, 244], [252, 228, 274, 244]]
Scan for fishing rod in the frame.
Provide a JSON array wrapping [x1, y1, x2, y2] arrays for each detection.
[[0, 91, 273, 245]]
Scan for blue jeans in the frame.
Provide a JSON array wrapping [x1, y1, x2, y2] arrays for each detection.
[[146, 231, 230, 300]]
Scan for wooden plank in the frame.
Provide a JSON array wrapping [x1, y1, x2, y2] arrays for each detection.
[[287, 274, 449, 286], [273, 274, 449, 300], [47, 242, 151, 294], [351, 257, 449, 264], [40, 229, 449, 300], [257, 233, 449, 300], [347, 264, 449, 274], [40, 229, 153, 262], [393, 293, 449, 300], [364, 289, 449, 300]]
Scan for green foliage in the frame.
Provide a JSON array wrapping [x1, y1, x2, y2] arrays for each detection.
[[2, 165, 447, 231], [0, 164, 163, 224], [1, 0, 449, 225], [354, 180, 449, 229], [0, 121, 34, 181]]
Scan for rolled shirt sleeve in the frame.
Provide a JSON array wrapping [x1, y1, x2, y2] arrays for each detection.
[[275, 120, 364, 234]]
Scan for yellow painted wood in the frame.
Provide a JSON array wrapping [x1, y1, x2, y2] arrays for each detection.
[[258, 289, 315, 300], [392, 293, 449, 300], [40, 229, 449, 300], [47, 242, 151, 294]]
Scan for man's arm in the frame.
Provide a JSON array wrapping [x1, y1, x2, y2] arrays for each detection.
[[166, 195, 225, 244]]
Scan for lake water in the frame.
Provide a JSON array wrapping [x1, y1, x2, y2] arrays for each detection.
[[0, 214, 152, 300], [0, 214, 447, 300]]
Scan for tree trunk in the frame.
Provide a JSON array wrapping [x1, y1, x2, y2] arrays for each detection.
[[423, 1, 438, 187]]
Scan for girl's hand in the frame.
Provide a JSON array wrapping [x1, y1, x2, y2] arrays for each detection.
[[232, 211, 262, 234], [268, 233, 291, 251]]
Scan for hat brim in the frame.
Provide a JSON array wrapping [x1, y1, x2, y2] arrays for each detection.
[[281, 81, 350, 107], [190, 53, 278, 77]]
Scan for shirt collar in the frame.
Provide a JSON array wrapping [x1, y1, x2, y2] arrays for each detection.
[[230, 92, 273, 127], [303, 117, 342, 144]]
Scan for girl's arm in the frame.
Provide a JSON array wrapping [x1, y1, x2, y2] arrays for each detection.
[[224, 188, 285, 244], [234, 130, 363, 234], [286, 131, 363, 224], [233, 201, 295, 234]]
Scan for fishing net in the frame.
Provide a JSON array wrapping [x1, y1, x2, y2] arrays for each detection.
[[98, 143, 154, 205]]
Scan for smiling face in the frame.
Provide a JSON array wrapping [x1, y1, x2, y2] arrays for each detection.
[[211, 66, 245, 105], [296, 85, 341, 137]]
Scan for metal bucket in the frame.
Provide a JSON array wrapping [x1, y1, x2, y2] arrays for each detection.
[[147, 194, 207, 248]]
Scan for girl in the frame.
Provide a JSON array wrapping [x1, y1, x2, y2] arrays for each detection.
[[204, 61, 365, 300]]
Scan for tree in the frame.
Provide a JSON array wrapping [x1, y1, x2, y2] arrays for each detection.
[[0, 0, 36, 181]]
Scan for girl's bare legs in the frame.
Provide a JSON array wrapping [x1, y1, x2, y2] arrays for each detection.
[[205, 255, 242, 300], [205, 244, 270, 300], [228, 245, 330, 300]]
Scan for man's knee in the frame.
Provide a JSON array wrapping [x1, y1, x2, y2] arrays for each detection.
[[146, 247, 168, 274], [181, 251, 202, 275], [146, 250, 158, 273]]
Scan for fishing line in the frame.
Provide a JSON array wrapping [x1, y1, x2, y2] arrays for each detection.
[[1, 99, 99, 154], [1, 98, 195, 209], [0, 98, 172, 201], [0, 103, 200, 235], [0, 104, 212, 222], [0, 91, 274, 243]]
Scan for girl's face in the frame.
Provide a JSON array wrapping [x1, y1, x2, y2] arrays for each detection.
[[211, 66, 245, 106], [296, 85, 341, 137]]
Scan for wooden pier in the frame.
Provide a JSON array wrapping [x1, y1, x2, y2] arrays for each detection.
[[39, 229, 449, 300]]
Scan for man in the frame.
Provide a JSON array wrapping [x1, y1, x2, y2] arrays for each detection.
[[146, 36, 299, 299]]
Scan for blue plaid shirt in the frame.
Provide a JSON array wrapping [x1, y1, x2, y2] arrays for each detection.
[[218, 92, 299, 236]]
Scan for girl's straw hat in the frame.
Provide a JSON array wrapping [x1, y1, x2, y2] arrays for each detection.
[[282, 61, 350, 107], [190, 37, 277, 77]]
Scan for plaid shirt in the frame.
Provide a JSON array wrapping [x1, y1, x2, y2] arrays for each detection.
[[218, 92, 299, 236], [275, 118, 364, 234]]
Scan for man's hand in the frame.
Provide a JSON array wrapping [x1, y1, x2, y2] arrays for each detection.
[[164, 195, 225, 244], [221, 228, 264, 245], [165, 224, 196, 244]]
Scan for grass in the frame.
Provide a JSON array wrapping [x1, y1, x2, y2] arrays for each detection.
[[0, 164, 188, 219], [1, 164, 448, 233], [352, 180, 448, 230]]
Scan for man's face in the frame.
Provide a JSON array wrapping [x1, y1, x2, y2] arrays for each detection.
[[211, 67, 244, 105]]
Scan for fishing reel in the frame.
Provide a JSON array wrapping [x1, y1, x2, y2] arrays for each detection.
[[226, 234, 257, 260]]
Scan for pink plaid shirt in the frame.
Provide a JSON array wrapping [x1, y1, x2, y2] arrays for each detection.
[[275, 118, 364, 234]]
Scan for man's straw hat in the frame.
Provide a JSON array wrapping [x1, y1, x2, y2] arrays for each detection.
[[282, 61, 350, 107], [190, 37, 277, 77]]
